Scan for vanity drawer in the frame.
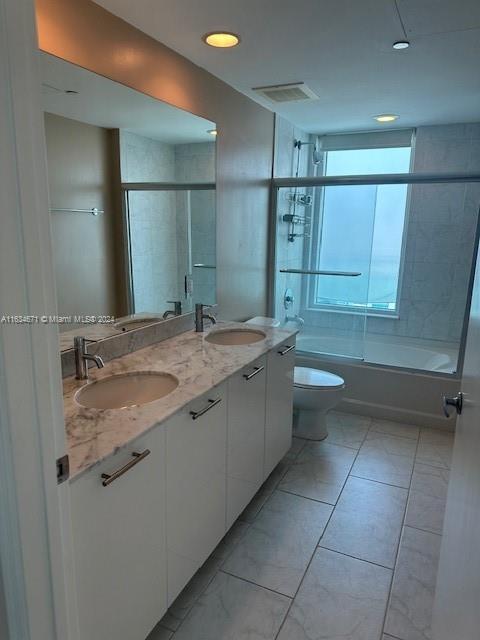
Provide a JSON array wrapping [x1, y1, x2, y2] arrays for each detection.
[[70, 425, 167, 640]]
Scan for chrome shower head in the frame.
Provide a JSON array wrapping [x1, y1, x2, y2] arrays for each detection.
[[294, 139, 322, 165]]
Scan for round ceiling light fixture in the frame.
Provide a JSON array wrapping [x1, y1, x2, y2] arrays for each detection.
[[203, 32, 240, 48], [393, 40, 410, 50], [207, 129, 218, 136], [374, 114, 399, 123]]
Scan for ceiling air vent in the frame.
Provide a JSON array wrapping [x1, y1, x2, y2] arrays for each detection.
[[252, 82, 319, 103]]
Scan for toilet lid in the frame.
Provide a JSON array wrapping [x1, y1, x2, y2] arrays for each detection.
[[294, 366, 345, 390]]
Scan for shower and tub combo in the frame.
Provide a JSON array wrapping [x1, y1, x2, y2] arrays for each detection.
[[269, 130, 480, 431]]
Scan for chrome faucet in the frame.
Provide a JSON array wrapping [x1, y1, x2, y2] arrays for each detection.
[[195, 303, 217, 332], [163, 300, 182, 320], [74, 336, 105, 380]]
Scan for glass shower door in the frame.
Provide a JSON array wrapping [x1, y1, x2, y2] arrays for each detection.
[[274, 184, 377, 360]]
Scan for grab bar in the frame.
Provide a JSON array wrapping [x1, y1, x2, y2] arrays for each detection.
[[50, 207, 103, 215], [279, 269, 361, 277]]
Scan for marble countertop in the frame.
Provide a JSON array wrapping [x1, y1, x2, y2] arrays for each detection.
[[64, 322, 297, 481]]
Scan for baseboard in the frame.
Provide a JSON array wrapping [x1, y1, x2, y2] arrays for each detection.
[[338, 397, 456, 431]]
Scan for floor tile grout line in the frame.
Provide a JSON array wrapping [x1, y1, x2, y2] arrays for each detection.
[[380, 427, 420, 638], [315, 425, 412, 575], [165, 522, 253, 635], [368, 426, 420, 442], [277, 487, 336, 507], [273, 423, 369, 640], [411, 459, 451, 472], [219, 569, 294, 600], [316, 543, 395, 572], [349, 472, 411, 491], [402, 523, 443, 538]]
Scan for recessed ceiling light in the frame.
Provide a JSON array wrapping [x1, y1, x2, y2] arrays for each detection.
[[203, 32, 240, 48], [207, 129, 218, 136], [393, 40, 410, 50], [374, 114, 399, 123]]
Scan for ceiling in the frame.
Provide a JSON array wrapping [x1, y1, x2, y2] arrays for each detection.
[[94, 0, 480, 134], [40, 52, 215, 143]]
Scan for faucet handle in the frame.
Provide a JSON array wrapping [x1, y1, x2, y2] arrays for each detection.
[[166, 300, 182, 315]]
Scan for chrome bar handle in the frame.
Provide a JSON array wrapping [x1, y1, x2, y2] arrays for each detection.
[[101, 450, 151, 487], [190, 397, 222, 420], [279, 269, 361, 277], [243, 366, 265, 381], [442, 392, 463, 418], [278, 344, 295, 356]]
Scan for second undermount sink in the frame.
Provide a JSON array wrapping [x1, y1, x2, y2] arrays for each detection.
[[205, 328, 266, 346], [75, 371, 179, 410]]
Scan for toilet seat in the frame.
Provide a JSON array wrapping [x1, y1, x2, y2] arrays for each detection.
[[294, 366, 344, 390]]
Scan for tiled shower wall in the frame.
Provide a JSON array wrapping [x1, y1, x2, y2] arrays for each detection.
[[273, 122, 480, 346], [367, 123, 480, 343], [120, 132, 215, 313]]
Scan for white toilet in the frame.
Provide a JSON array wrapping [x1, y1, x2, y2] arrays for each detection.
[[293, 367, 345, 440]]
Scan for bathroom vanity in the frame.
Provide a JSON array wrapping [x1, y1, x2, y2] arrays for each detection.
[[64, 324, 296, 640]]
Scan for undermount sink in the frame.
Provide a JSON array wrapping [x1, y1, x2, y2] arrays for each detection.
[[75, 371, 179, 410], [205, 328, 266, 346]]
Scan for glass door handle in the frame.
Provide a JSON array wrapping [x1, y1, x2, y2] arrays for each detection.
[[279, 269, 361, 277]]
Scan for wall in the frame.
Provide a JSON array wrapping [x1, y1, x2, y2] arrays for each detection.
[[367, 123, 480, 345], [36, 0, 274, 321], [44, 113, 122, 326]]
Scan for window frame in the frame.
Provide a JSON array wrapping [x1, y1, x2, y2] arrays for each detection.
[[303, 138, 415, 318]]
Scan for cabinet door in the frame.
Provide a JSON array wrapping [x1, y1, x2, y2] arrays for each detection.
[[166, 383, 227, 604], [71, 425, 167, 640], [264, 338, 296, 479], [226, 356, 267, 528]]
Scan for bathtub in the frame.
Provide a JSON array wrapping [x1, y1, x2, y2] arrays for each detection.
[[295, 332, 458, 374], [294, 330, 460, 429]]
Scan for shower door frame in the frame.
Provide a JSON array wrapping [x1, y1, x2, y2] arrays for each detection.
[[269, 172, 480, 378], [121, 181, 216, 315]]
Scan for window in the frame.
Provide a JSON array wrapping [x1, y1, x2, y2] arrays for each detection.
[[311, 143, 412, 314]]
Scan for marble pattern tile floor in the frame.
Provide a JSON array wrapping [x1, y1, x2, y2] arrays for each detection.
[[148, 413, 454, 640]]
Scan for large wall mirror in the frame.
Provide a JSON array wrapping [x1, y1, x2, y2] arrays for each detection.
[[40, 53, 217, 351]]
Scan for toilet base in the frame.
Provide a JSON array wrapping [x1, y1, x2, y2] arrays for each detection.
[[293, 408, 328, 441]]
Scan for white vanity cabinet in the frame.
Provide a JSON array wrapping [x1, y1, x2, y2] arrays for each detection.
[[165, 383, 228, 605], [70, 425, 168, 640], [264, 338, 296, 478], [226, 355, 267, 527], [69, 334, 296, 639]]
